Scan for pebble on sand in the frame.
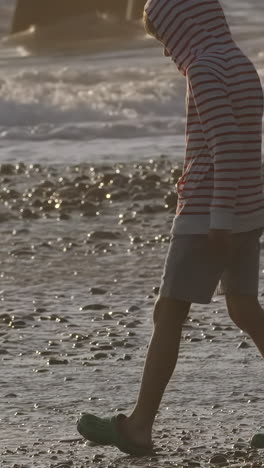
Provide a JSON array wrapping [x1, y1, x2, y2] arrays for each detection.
[[210, 454, 229, 465]]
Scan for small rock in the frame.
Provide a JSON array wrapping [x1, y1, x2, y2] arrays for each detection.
[[237, 341, 250, 349], [93, 352, 108, 360], [20, 208, 39, 219], [47, 358, 68, 365], [59, 212, 71, 220], [0, 163, 15, 175], [0, 313, 12, 323], [88, 230, 120, 240], [9, 320, 26, 329], [111, 340, 125, 348], [34, 307, 47, 313], [89, 287, 107, 295], [164, 191, 177, 209], [80, 304, 109, 311], [210, 454, 229, 466], [102, 313, 112, 320], [117, 354, 131, 361], [127, 305, 140, 312], [92, 454, 105, 462]]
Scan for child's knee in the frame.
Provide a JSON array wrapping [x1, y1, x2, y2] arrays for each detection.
[[153, 297, 191, 325], [226, 294, 263, 331]]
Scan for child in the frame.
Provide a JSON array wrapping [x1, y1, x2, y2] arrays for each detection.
[[77, 0, 264, 456]]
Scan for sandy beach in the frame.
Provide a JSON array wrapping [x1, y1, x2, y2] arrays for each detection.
[[0, 157, 263, 468]]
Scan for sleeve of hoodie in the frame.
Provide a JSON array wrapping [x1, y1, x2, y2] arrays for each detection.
[[187, 63, 242, 230]]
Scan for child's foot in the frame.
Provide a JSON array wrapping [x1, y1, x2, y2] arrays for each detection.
[[117, 415, 153, 450], [77, 413, 154, 456]]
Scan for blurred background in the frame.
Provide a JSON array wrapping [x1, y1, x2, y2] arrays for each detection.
[[0, 0, 263, 166]]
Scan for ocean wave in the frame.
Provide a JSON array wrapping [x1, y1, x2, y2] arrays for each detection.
[[0, 117, 186, 142], [0, 61, 186, 134]]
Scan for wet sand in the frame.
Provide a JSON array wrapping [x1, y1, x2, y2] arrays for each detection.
[[0, 156, 264, 468]]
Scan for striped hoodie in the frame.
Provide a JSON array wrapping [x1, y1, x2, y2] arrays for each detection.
[[144, 0, 264, 234]]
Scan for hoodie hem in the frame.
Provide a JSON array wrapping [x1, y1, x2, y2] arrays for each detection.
[[171, 211, 264, 235]]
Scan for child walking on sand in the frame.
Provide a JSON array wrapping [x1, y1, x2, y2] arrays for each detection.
[[77, 0, 264, 455]]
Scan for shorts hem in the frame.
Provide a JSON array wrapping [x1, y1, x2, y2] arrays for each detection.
[[158, 293, 212, 305]]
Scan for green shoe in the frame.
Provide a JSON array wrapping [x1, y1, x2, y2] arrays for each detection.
[[77, 413, 154, 457]]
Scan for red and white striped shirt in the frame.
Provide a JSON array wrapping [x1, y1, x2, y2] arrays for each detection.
[[145, 0, 264, 233]]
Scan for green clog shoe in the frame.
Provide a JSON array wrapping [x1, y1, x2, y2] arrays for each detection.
[[77, 413, 154, 457]]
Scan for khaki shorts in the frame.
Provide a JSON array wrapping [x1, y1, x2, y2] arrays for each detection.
[[159, 228, 263, 304]]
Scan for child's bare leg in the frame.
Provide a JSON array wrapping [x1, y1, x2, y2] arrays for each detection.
[[119, 297, 191, 447], [226, 294, 264, 358]]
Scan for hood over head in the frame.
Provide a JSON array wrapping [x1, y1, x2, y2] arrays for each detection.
[[144, 0, 233, 76]]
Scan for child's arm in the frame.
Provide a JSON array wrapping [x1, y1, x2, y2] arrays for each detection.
[[187, 62, 242, 231]]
